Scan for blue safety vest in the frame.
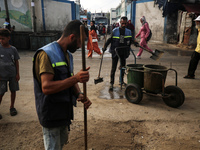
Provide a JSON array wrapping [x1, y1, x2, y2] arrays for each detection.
[[109, 27, 132, 58], [33, 41, 75, 128]]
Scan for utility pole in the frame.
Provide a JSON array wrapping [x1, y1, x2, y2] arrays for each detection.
[[4, 0, 10, 23], [31, 0, 37, 32]]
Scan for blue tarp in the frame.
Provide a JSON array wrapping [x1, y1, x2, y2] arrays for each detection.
[[155, 0, 181, 17]]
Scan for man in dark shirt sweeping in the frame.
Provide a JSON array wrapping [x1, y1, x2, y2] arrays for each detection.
[[102, 16, 138, 91]]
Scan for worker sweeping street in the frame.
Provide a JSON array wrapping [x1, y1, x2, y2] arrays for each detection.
[[102, 16, 139, 91]]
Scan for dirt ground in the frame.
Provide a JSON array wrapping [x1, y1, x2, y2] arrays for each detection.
[[0, 40, 200, 150]]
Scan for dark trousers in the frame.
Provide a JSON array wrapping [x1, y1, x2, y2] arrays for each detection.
[[187, 51, 200, 77], [110, 56, 126, 84]]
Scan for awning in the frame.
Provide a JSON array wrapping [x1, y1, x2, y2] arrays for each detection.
[[183, 4, 200, 14]]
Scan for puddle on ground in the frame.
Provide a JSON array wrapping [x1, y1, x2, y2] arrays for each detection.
[[99, 83, 126, 100]]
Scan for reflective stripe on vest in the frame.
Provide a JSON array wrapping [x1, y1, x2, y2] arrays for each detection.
[[124, 36, 132, 38], [112, 35, 132, 39], [52, 61, 73, 76], [113, 36, 120, 39], [52, 61, 67, 68]]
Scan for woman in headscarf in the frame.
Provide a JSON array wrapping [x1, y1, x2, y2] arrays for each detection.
[[87, 21, 102, 58], [135, 16, 153, 59]]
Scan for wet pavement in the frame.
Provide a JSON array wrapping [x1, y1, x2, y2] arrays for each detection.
[[83, 37, 197, 101]]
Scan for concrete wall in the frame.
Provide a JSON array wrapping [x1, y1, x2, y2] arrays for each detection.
[[135, 1, 165, 42], [43, 0, 71, 31], [164, 13, 178, 43], [34, 0, 44, 32]]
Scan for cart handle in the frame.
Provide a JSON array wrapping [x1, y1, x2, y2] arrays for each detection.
[[166, 68, 177, 86]]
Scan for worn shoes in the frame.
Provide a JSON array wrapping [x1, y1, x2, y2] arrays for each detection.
[[109, 84, 113, 91], [136, 56, 141, 59], [183, 75, 195, 79], [0, 108, 18, 119], [10, 108, 17, 116]]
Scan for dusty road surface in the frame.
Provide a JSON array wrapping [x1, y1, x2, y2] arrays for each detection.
[[0, 39, 200, 150]]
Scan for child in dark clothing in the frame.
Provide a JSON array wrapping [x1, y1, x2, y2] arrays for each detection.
[[0, 29, 20, 119]]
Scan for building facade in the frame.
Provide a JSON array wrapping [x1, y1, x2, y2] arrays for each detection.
[[110, 8, 117, 25], [110, 0, 200, 45]]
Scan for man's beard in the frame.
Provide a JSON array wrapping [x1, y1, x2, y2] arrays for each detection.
[[195, 24, 200, 29], [68, 39, 78, 53], [121, 26, 125, 30]]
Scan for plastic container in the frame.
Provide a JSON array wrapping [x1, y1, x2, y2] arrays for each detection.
[[126, 64, 144, 87], [143, 64, 168, 94]]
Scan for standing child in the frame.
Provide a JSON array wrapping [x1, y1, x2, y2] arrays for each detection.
[[0, 29, 20, 119]]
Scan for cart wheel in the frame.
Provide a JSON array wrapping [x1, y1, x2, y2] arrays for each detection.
[[162, 85, 185, 108], [125, 84, 143, 104]]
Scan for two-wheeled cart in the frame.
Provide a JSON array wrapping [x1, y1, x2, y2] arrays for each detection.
[[114, 46, 184, 108], [124, 64, 185, 108]]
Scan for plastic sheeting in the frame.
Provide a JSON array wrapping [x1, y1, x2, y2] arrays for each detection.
[[155, 0, 181, 17]]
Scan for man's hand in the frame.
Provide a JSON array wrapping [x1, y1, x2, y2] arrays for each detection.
[[77, 93, 92, 109], [102, 47, 107, 52], [75, 67, 90, 83], [133, 41, 139, 47]]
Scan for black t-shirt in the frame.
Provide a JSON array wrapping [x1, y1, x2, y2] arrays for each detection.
[[119, 28, 125, 47], [6, 24, 11, 31]]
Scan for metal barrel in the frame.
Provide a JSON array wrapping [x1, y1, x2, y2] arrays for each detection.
[[126, 64, 144, 88], [143, 64, 168, 94]]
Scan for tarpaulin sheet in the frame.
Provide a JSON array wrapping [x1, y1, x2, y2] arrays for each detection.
[[155, 0, 181, 17], [154, 0, 166, 9]]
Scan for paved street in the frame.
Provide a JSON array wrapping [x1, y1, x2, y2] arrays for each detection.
[[0, 38, 200, 149]]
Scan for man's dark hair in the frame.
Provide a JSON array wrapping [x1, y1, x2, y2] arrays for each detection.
[[120, 16, 128, 21], [62, 20, 83, 37], [0, 28, 11, 37]]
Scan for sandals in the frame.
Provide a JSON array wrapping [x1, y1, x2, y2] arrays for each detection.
[[183, 75, 195, 79], [0, 108, 17, 118], [10, 108, 17, 116]]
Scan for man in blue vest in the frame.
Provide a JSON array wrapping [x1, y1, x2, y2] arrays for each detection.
[[102, 16, 138, 91], [33, 20, 92, 150]]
